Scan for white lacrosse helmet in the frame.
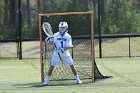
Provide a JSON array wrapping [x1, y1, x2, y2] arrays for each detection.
[[59, 22, 68, 36]]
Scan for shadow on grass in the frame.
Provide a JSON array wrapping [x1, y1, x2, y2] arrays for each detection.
[[13, 80, 95, 88], [13, 82, 45, 88], [13, 77, 113, 89]]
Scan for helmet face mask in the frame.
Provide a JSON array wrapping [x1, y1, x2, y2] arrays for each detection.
[[59, 22, 68, 36], [59, 27, 66, 32]]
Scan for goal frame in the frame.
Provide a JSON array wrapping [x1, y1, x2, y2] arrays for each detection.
[[38, 11, 94, 82]]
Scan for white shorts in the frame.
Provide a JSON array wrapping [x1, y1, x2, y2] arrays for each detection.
[[50, 53, 74, 67]]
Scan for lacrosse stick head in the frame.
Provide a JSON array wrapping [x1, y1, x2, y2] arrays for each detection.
[[42, 22, 53, 36]]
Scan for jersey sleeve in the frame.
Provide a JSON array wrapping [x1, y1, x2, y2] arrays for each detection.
[[66, 36, 73, 48]]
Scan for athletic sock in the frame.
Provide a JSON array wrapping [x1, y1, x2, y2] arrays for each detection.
[[74, 74, 82, 83], [44, 76, 50, 84]]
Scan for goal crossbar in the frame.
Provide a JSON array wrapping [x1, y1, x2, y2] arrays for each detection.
[[39, 11, 94, 16]]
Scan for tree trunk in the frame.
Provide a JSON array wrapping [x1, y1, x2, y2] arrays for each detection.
[[4, 0, 8, 24], [9, 0, 15, 24], [4, 0, 15, 25], [26, 0, 31, 28], [100, 0, 106, 24], [37, 0, 40, 12]]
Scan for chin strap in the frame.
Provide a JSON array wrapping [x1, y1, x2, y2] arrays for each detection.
[[60, 29, 68, 36]]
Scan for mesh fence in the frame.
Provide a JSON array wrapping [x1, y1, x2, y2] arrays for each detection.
[[0, 42, 17, 58], [22, 41, 40, 59], [94, 36, 140, 58], [102, 38, 130, 57], [1, 36, 140, 59], [130, 37, 140, 57]]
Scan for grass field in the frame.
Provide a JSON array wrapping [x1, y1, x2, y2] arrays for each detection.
[[0, 58, 140, 93]]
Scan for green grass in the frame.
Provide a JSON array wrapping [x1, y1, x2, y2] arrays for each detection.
[[0, 58, 140, 93]]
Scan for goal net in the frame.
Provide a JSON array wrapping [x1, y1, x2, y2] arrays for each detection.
[[38, 12, 105, 82]]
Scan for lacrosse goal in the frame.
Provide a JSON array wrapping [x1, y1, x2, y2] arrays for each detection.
[[38, 11, 104, 83]]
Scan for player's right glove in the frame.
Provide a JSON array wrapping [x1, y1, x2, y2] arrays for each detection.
[[45, 36, 54, 43]]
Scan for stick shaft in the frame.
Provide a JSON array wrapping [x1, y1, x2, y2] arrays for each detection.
[[42, 22, 62, 60]]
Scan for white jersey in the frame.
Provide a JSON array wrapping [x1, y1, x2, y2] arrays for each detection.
[[50, 32, 74, 67], [53, 32, 73, 56]]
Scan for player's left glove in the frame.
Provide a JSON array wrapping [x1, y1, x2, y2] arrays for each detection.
[[55, 47, 64, 53], [45, 36, 54, 43]]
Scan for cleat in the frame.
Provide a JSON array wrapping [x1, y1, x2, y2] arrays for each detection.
[[77, 81, 82, 84], [43, 82, 48, 86]]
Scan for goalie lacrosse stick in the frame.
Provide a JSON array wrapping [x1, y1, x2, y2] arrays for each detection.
[[42, 22, 53, 37], [42, 22, 62, 59]]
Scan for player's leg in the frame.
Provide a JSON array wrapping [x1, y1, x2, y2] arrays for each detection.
[[44, 53, 61, 85], [63, 56, 82, 84], [44, 66, 54, 85], [70, 65, 82, 84]]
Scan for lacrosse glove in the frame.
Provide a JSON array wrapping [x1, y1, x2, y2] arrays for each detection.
[[45, 36, 54, 43]]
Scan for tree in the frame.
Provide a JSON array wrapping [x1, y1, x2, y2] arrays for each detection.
[[105, 0, 139, 34], [3, 0, 15, 25]]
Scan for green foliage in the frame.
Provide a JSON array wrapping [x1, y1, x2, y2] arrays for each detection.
[[27, 22, 39, 38], [22, 22, 39, 39], [0, 0, 140, 40], [135, 12, 140, 33], [0, 25, 15, 40], [105, 0, 140, 34], [52, 0, 140, 35], [53, 0, 87, 13], [0, 0, 5, 40], [0, 0, 4, 15], [46, 0, 91, 36]]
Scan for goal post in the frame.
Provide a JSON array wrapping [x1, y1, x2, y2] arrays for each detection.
[[38, 11, 95, 82]]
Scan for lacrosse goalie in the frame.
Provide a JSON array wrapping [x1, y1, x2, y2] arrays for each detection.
[[44, 22, 82, 85]]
